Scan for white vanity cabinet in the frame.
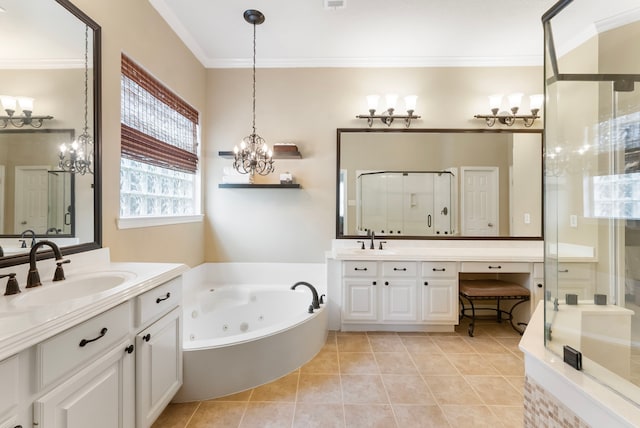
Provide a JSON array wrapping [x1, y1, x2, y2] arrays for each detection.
[[134, 277, 182, 428], [342, 261, 378, 322], [420, 261, 458, 323], [0, 355, 20, 428], [381, 261, 418, 322]]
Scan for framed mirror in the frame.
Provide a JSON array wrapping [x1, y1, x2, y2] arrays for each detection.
[[0, 0, 101, 267], [337, 128, 543, 240]]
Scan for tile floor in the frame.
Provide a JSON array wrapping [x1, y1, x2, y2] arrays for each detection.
[[153, 319, 525, 428]]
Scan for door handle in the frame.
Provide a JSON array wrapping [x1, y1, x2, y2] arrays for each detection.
[[427, 214, 432, 228], [488, 223, 494, 227]]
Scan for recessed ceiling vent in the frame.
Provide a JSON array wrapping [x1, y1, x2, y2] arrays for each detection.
[[324, 0, 346, 10]]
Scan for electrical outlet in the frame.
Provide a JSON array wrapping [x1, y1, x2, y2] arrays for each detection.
[[570, 214, 578, 228], [524, 213, 531, 224]]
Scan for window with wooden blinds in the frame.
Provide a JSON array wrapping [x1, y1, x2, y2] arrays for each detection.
[[120, 54, 199, 173]]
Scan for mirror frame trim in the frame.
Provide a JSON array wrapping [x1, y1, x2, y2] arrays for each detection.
[[0, 0, 102, 268], [336, 127, 544, 241]]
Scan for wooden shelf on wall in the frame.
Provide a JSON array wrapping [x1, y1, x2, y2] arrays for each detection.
[[218, 183, 301, 189], [218, 150, 302, 159]]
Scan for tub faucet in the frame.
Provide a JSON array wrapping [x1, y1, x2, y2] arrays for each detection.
[[26, 240, 70, 288], [20, 229, 36, 248], [291, 281, 320, 309]]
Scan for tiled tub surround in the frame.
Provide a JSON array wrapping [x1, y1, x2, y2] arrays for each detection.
[[520, 303, 640, 427], [154, 319, 526, 428]]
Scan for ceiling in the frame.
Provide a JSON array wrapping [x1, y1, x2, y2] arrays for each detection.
[[149, 0, 558, 69]]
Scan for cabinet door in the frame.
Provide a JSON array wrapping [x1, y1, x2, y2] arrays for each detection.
[[382, 279, 418, 321], [136, 307, 182, 428], [421, 279, 457, 322], [343, 279, 378, 321], [33, 339, 135, 428]]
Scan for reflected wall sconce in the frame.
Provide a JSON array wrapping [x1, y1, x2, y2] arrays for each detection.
[[474, 93, 543, 127], [0, 95, 53, 128], [356, 94, 421, 128]]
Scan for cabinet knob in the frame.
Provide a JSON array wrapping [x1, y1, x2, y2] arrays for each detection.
[[372, 281, 376, 286], [424, 281, 429, 286], [143, 333, 151, 342], [488, 265, 502, 269], [537, 283, 543, 288], [432, 268, 446, 272], [393, 267, 407, 271], [384, 281, 389, 286], [125, 344, 135, 354]]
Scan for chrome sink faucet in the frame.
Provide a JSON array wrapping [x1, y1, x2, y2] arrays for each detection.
[[26, 240, 70, 288]]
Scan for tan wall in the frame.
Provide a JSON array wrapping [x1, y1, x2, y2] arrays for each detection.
[[205, 67, 543, 262], [511, 133, 543, 236], [72, 0, 207, 267]]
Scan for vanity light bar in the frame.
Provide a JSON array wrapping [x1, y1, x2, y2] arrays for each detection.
[[356, 94, 421, 128]]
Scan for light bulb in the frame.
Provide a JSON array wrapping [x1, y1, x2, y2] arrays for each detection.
[[507, 93, 523, 110], [17, 97, 34, 113], [404, 95, 417, 112], [59, 144, 67, 154], [0, 95, 16, 112], [488, 94, 503, 115], [366, 94, 379, 112], [529, 94, 543, 113], [385, 94, 398, 111]]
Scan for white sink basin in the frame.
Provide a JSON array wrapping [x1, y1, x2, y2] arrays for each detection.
[[11, 271, 137, 307], [336, 248, 397, 256]]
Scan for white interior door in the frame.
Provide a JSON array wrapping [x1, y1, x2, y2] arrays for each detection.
[[461, 167, 499, 236], [15, 165, 49, 234]]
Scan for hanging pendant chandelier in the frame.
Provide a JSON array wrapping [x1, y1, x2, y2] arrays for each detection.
[[59, 25, 93, 175], [233, 9, 274, 176]]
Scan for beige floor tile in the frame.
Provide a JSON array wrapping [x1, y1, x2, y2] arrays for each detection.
[[337, 334, 372, 352], [339, 352, 379, 374], [400, 336, 441, 354], [490, 405, 524, 427], [505, 376, 525, 396], [293, 403, 345, 428], [423, 375, 483, 405], [494, 337, 524, 356], [185, 402, 246, 428], [374, 352, 418, 375], [412, 353, 459, 376], [465, 375, 523, 405], [212, 390, 253, 402], [297, 374, 343, 403], [446, 354, 499, 376], [440, 404, 502, 427], [344, 404, 397, 428], [392, 404, 451, 428], [432, 336, 476, 354], [250, 372, 298, 402], [152, 402, 199, 428], [301, 351, 340, 374], [341, 374, 388, 404], [238, 402, 294, 428], [484, 353, 525, 376], [463, 336, 511, 354], [368, 334, 406, 352], [381, 374, 436, 405]]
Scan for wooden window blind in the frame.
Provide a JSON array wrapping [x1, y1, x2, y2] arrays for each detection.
[[120, 54, 199, 173]]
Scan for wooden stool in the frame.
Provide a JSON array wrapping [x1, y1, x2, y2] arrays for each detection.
[[459, 279, 530, 337]]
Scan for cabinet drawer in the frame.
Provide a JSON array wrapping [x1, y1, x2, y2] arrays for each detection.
[[460, 262, 530, 273], [0, 355, 18, 417], [557, 263, 594, 280], [381, 261, 417, 277], [136, 276, 182, 328], [343, 261, 377, 277], [36, 301, 131, 390], [421, 262, 458, 278]]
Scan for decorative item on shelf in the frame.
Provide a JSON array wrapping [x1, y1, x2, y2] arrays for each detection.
[[474, 93, 543, 127], [280, 172, 293, 184], [0, 95, 53, 129], [232, 9, 275, 177], [59, 25, 93, 175], [356, 94, 420, 128]]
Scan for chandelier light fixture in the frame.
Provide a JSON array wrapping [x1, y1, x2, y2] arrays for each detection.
[[232, 9, 274, 176], [59, 25, 93, 175], [474, 93, 543, 127], [0, 95, 53, 128], [356, 94, 420, 128]]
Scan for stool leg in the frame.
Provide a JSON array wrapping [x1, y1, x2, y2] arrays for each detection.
[[468, 299, 476, 337], [496, 297, 501, 323]]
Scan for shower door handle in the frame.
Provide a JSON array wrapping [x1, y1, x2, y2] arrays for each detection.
[[427, 214, 432, 228]]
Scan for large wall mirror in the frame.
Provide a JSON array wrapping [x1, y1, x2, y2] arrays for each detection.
[[337, 128, 543, 240], [0, 0, 101, 267]]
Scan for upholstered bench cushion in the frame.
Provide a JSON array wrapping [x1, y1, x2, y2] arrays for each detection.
[[459, 279, 530, 298]]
